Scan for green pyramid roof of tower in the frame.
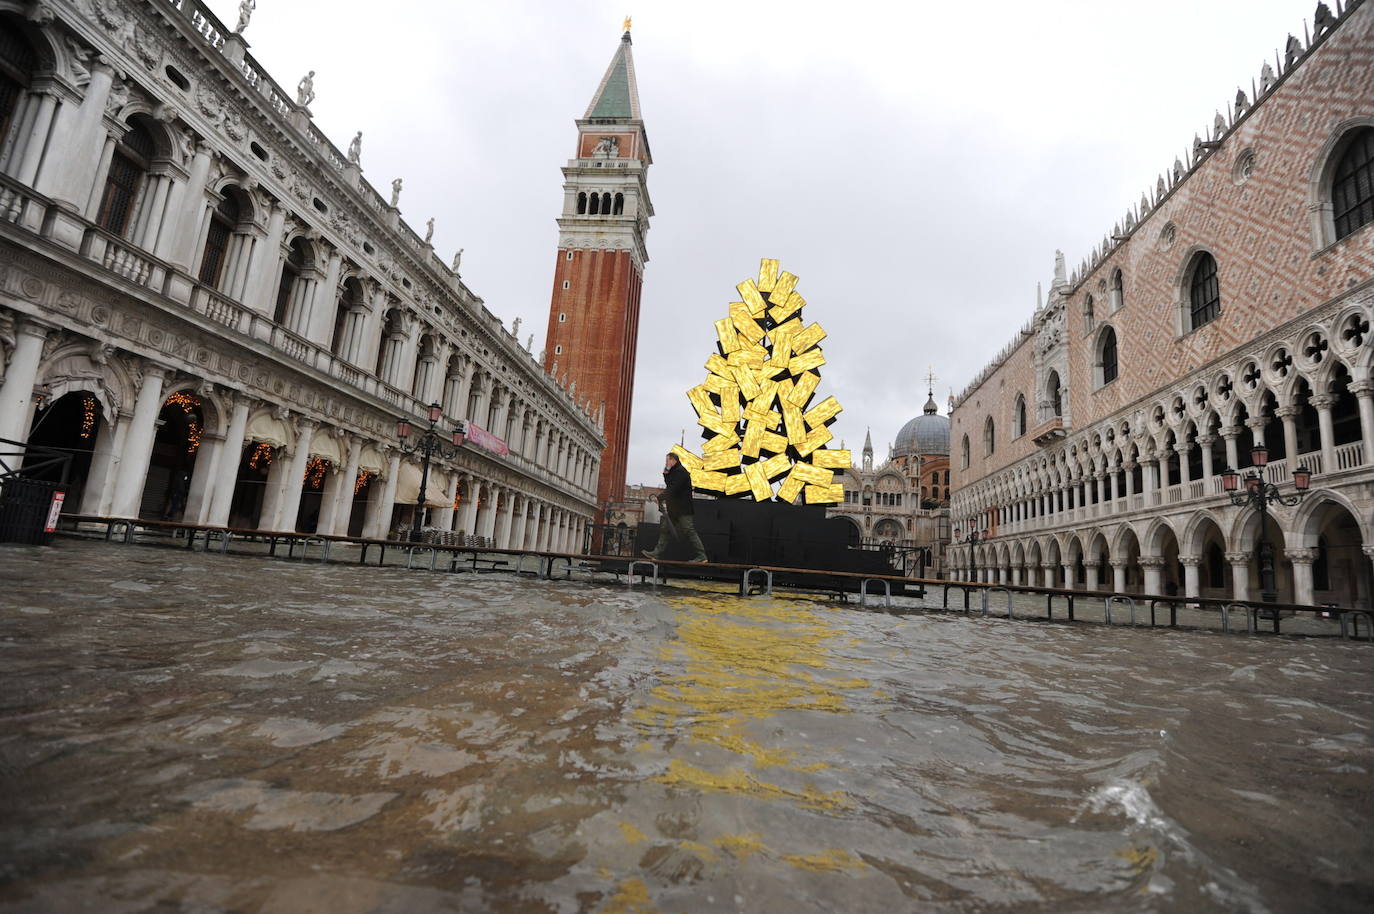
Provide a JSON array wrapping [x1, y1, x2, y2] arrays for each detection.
[[585, 33, 641, 120]]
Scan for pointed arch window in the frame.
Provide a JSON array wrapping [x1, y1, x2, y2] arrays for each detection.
[[613, 192, 624, 214], [576, 191, 587, 215], [601, 192, 612, 214], [983, 416, 995, 456], [588, 192, 600, 215], [97, 122, 155, 237], [1110, 268, 1124, 310], [1333, 127, 1374, 240], [1046, 370, 1063, 418], [1013, 393, 1026, 438], [960, 434, 970, 469], [1097, 326, 1119, 386], [1188, 252, 1220, 330]]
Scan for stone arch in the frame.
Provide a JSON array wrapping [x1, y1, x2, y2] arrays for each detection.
[[1141, 516, 1177, 558], [1180, 509, 1227, 557], [34, 342, 136, 425], [1291, 487, 1370, 549]]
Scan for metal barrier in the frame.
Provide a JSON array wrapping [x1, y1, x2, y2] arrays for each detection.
[[1340, 611, 1374, 641], [859, 578, 891, 609], [1148, 599, 1180, 628], [1220, 603, 1257, 635], [626, 560, 659, 585], [1105, 595, 1136, 626], [741, 568, 773, 596], [405, 545, 436, 570], [513, 553, 541, 576], [982, 587, 1014, 619], [544, 556, 574, 580]]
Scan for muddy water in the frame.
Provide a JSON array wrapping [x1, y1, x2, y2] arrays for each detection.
[[1, 540, 1372, 913]]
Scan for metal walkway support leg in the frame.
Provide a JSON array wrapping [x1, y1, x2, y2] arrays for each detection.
[[627, 560, 659, 586], [1340, 611, 1374, 641], [859, 578, 891, 609], [741, 568, 773, 596], [982, 587, 1013, 619], [1105, 595, 1136, 626]]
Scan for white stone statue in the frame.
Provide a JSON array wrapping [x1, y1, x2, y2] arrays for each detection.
[[296, 70, 315, 107], [347, 131, 362, 164], [235, 0, 255, 34], [451, 248, 463, 272], [526, 334, 533, 352], [424, 218, 435, 244], [511, 317, 521, 337], [389, 178, 402, 208]]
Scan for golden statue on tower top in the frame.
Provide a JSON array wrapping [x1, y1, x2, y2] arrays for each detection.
[[672, 258, 848, 504], [622, 15, 632, 32]]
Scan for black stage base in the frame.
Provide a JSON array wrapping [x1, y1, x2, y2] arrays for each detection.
[[636, 498, 915, 596]]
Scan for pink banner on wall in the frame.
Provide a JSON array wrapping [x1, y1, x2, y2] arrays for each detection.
[[464, 422, 509, 456]]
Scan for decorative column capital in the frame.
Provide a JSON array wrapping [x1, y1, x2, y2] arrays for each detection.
[[1308, 394, 1336, 410], [1275, 406, 1301, 419], [1348, 380, 1374, 398], [1138, 556, 1166, 568], [1178, 555, 1203, 567], [1287, 548, 1319, 564], [1224, 551, 1251, 564]]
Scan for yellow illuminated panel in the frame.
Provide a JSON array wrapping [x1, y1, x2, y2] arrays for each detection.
[[675, 258, 847, 503]]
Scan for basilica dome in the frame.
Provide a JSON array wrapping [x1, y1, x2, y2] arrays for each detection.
[[893, 394, 950, 458]]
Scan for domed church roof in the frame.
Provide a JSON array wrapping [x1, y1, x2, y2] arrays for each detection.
[[893, 391, 949, 458]]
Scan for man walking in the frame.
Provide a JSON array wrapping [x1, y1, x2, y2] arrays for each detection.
[[643, 452, 708, 563]]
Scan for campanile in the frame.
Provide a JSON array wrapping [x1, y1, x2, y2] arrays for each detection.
[[543, 25, 653, 513]]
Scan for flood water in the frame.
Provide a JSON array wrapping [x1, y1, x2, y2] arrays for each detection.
[[2, 539, 1373, 913]]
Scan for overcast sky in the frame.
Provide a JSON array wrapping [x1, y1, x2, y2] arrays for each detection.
[[205, 0, 1311, 486]]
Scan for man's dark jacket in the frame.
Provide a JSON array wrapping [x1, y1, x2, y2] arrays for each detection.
[[662, 462, 695, 518]]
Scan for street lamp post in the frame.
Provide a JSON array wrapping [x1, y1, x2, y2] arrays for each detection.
[[1221, 444, 1312, 628], [396, 402, 465, 542]]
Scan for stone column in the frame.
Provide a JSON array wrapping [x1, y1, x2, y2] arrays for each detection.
[[1276, 406, 1301, 466], [498, 490, 517, 548], [277, 420, 316, 532], [1351, 382, 1374, 467], [1084, 560, 1100, 592], [83, 132, 118, 220], [431, 472, 459, 532], [458, 477, 480, 536], [1310, 394, 1336, 472], [257, 445, 290, 531], [246, 203, 287, 314], [1245, 417, 1268, 456], [1061, 562, 1075, 589], [184, 428, 223, 524], [1178, 440, 1192, 485], [80, 409, 121, 515], [1180, 555, 1201, 599], [1196, 437, 1214, 483], [13, 89, 58, 187], [1111, 562, 1127, 593], [1288, 548, 1318, 606], [109, 366, 167, 518], [478, 487, 499, 542], [163, 143, 215, 269], [0, 319, 51, 442], [207, 397, 251, 526], [1222, 428, 1240, 473], [1226, 551, 1252, 602], [1140, 556, 1164, 596], [510, 498, 527, 551], [375, 453, 402, 539], [37, 61, 114, 209]]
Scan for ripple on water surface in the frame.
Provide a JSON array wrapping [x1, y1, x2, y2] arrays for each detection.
[[0, 541, 1372, 912]]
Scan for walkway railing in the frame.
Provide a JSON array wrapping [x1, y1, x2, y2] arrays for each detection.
[[51, 514, 1373, 642]]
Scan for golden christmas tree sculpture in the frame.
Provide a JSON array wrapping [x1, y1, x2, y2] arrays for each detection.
[[671, 258, 849, 504]]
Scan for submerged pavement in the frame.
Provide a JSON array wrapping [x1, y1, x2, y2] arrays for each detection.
[[1, 539, 1373, 912]]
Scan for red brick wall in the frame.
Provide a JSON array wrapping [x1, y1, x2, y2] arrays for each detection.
[[952, 6, 1374, 495], [544, 248, 643, 506]]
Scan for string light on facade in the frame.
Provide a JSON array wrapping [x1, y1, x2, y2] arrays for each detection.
[[248, 442, 274, 470], [354, 470, 373, 495], [304, 457, 330, 488], [164, 392, 203, 454], [673, 258, 849, 504], [79, 396, 96, 439]]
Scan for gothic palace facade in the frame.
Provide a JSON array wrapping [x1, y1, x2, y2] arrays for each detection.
[[950, 0, 1374, 608], [0, 0, 604, 549]]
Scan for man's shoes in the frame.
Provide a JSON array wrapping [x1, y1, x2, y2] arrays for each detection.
[[641, 550, 661, 560], [689, 556, 709, 564]]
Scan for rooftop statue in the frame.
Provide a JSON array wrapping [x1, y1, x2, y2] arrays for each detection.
[[234, 0, 254, 34], [389, 178, 402, 208], [296, 70, 315, 107], [451, 248, 463, 272], [424, 218, 435, 245], [347, 131, 362, 164]]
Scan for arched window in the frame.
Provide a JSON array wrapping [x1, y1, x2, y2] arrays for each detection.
[[613, 192, 624, 215], [601, 192, 612, 213], [1046, 370, 1063, 418], [332, 277, 363, 356], [588, 192, 600, 215], [0, 19, 37, 148], [1333, 127, 1374, 240], [96, 122, 155, 237], [1110, 268, 1124, 310], [960, 434, 970, 469], [576, 191, 587, 215], [1188, 252, 1220, 330], [197, 192, 239, 287], [274, 238, 307, 325], [1083, 294, 1095, 331], [375, 308, 402, 379], [983, 416, 995, 456], [1013, 393, 1026, 438], [1097, 326, 1119, 385]]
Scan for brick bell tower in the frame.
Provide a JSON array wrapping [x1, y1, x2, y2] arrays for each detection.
[[543, 24, 653, 515]]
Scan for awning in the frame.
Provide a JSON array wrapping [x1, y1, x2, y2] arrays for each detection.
[[357, 445, 386, 474], [308, 432, 342, 464], [245, 410, 290, 447], [394, 461, 451, 508]]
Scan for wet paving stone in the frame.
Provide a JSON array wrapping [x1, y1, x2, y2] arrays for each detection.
[[1, 539, 1373, 912]]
